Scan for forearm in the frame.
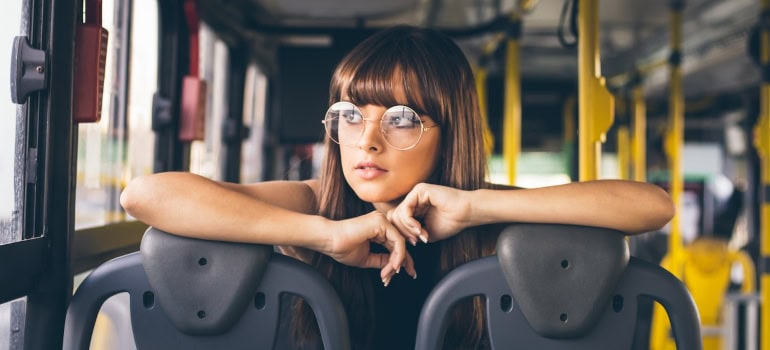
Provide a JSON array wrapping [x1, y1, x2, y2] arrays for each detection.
[[120, 172, 331, 252], [469, 180, 675, 234]]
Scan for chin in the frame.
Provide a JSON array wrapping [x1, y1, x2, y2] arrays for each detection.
[[351, 185, 404, 204]]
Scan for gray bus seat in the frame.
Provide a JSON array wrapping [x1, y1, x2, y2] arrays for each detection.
[[63, 227, 351, 350], [415, 224, 702, 350]]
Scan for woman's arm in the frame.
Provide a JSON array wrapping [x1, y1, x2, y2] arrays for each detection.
[[121, 172, 327, 249], [389, 180, 675, 243], [470, 180, 675, 234], [120, 172, 414, 281]]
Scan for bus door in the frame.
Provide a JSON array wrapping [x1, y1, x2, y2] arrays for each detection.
[[2, 0, 83, 349]]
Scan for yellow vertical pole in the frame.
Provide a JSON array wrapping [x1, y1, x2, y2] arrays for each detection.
[[475, 65, 495, 157], [632, 85, 647, 182], [615, 96, 630, 180], [665, 1, 685, 268], [578, 0, 597, 181], [577, 0, 614, 181], [618, 125, 630, 180], [503, 18, 522, 185], [563, 96, 576, 145], [757, 1, 770, 348]]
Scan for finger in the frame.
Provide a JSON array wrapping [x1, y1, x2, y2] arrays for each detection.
[[374, 256, 396, 287], [386, 228, 407, 274], [391, 214, 420, 246], [418, 226, 430, 244], [362, 252, 391, 271], [402, 251, 417, 279], [393, 213, 427, 244], [390, 207, 424, 245], [387, 210, 416, 246]]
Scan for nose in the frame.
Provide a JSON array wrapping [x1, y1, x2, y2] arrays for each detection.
[[356, 117, 384, 152]]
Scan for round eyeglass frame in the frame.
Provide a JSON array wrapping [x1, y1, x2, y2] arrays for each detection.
[[321, 101, 438, 151]]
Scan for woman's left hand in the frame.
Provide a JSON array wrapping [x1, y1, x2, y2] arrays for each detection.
[[388, 183, 474, 244]]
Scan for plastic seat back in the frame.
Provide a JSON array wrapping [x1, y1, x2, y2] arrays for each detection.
[[651, 237, 756, 349], [415, 224, 702, 350], [63, 227, 351, 350]]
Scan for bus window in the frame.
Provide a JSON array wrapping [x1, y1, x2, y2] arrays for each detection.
[[0, 0, 24, 244], [1, 1, 27, 348], [75, 0, 120, 229], [76, 0, 158, 228], [240, 62, 268, 183], [126, 0, 158, 193], [190, 25, 228, 180]]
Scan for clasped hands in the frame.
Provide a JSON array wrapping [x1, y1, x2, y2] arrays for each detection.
[[323, 183, 473, 286]]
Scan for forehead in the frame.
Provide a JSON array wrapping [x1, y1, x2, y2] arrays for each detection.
[[336, 66, 430, 114], [338, 80, 409, 105]]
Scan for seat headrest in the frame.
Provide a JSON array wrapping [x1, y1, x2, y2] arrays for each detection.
[[496, 224, 629, 338], [140, 227, 273, 335]]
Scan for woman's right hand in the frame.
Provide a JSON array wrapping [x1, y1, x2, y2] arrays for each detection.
[[324, 211, 417, 286]]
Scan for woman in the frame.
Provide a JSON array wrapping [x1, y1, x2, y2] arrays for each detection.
[[121, 25, 675, 349]]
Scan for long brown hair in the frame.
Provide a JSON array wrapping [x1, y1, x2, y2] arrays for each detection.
[[291, 25, 494, 349]]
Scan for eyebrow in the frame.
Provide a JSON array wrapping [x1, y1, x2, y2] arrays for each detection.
[[335, 100, 435, 122]]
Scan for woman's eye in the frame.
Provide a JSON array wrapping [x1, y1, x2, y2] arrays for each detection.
[[340, 110, 363, 123], [385, 109, 420, 128]]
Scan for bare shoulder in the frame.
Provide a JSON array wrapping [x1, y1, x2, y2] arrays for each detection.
[[220, 179, 319, 215]]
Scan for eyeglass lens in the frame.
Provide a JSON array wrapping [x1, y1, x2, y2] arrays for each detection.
[[324, 102, 425, 150]]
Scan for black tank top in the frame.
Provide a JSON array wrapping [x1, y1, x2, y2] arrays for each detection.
[[273, 242, 442, 350], [274, 229, 501, 349], [369, 242, 442, 349]]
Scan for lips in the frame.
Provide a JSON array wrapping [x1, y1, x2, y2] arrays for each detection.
[[355, 161, 387, 180], [355, 161, 386, 171]]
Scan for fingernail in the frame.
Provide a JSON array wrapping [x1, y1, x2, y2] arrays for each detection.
[[384, 276, 391, 287], [413, 273, 418, 280], [396, 267, 401, 274], [419, 234, 428, 244], [411, 239, 417, 246]]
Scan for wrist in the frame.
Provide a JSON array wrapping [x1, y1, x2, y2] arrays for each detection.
[[469, 189, 504, 225], [307, 216, 336, 255]]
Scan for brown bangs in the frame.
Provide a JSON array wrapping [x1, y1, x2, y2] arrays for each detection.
[[329, 30, 447, 124]]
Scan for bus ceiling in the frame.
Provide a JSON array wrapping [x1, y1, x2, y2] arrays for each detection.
[[197, 0, 757, 101]]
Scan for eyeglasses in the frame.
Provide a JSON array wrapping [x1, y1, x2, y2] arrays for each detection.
[[322, 101, 437, 151]]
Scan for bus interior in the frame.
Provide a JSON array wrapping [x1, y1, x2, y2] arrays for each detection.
[[0, 0, 768, 348]]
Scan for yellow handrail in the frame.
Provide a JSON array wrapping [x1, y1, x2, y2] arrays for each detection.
[[503, 34, 522, 185], [664, 2, 685, 270], [617, 125, 630, 180], [477, 4, 541, 185], [577, 0, 614, 181], [474, 66, 495, 157], [631, 86, 647, 182]]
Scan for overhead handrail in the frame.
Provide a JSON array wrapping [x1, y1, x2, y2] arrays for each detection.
[[607, 58, 668, 89]]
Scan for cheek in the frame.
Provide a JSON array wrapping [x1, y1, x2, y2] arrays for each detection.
[[421, 148, 441, 180], [404, 140, 441, 183], [339, 149, 355, 180]]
